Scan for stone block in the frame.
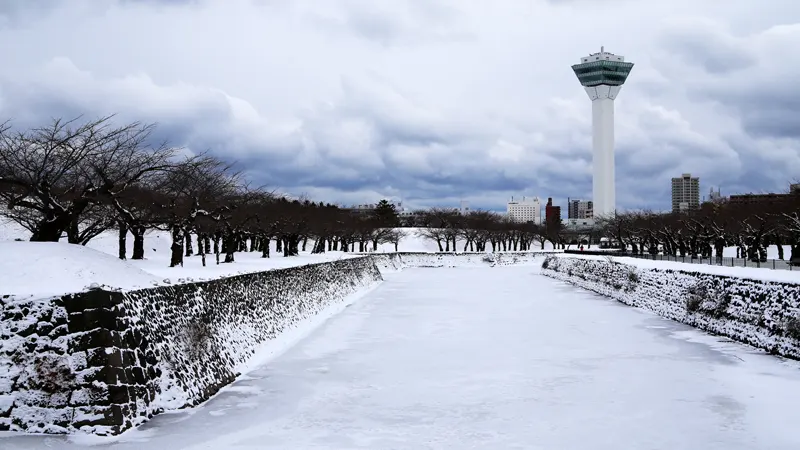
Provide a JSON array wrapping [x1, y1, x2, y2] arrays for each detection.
[[69, 328, 115, 351], [63, 290, 123, 314], [80, 308, 121, 332], [108, 385, 130, 404], [72, 405, 118, 428]]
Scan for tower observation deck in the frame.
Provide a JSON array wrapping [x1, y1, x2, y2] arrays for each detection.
[[571, 47, 634, 219]]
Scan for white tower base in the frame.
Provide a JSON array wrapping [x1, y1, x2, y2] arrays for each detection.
[[584, 85, 621, 219]]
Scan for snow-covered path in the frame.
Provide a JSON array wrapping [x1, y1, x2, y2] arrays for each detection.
[[5, 266, 800, 449]]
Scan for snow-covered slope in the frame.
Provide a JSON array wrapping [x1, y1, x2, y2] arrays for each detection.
[[0, 242, 160, 299], [0, 221, 555, 297]]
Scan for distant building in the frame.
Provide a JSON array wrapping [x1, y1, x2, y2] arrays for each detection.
[[459, 200, 470, 215], [545, 197, 561, 228], [507, 196, 541, 224], [671, 173, 700, 212], [729, 187, 800, 206], [705, 187, 725, 204], [567, 198, 593, 219], [343, 200, 404, 216], [566, 218, 595, 229]]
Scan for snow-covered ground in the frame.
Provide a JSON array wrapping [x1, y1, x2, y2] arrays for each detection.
[[3, 265, 799, 449], [0, 218, 554, 297], [723, 245, 791, 259]]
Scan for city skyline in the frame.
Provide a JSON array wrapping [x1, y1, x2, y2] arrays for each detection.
[[0, 1, 798, 213]]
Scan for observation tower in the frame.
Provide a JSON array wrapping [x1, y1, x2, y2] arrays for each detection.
[[571, 47, 634, 218]]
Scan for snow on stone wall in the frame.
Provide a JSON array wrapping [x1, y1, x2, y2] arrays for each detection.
[[541, 255, 800, 359], [1, 257, 383, 435], [370, 251, 556, 272], [0, 252, 552, 436]]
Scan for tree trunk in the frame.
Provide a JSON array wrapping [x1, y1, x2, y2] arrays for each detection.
[[302, 236, 308, 252], [213, 233, 221, 265], [283, 235, 300, 256], [66, 219, 80, 244], [117, 220, 128, 260], [197, 233, 207, 267], [30, 212, 74, 242], [276, 238, 283, 253], [131, 226, 146, 260], [223, 231, 236, 263], [261, 236, 270, 258], [169, 225, 184, 267], [312, 237, 326, 254], [185, 233, 194, 257]]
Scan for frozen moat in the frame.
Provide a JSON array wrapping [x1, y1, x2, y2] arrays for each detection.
[[4, 265, 800, 449]]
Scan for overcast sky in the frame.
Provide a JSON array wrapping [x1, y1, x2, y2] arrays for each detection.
[[1, 0, 799, 212]]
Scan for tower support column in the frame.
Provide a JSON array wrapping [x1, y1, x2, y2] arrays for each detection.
[[592, 97, 615, 218]]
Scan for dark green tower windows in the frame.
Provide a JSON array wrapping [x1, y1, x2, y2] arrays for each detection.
[[571, 60, 634, 87]]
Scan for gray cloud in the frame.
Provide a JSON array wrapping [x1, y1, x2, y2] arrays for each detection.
[[658, 19, 757, 74], [0, 0, 58, 26], [0, 0, 798, 213]]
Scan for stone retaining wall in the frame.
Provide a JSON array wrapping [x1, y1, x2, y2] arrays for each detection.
[[541, 255, 800, 359]]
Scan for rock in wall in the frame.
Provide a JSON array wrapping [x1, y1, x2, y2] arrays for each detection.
[[541, 255, 800, 359]]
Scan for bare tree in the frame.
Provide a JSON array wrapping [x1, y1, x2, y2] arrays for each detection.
[[0, 116, 178, 243]]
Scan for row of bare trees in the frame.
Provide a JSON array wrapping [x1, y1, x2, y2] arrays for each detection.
[[3, 116, 797, 267], [592, 199, 800, 262], [0, 117, 407, 266]]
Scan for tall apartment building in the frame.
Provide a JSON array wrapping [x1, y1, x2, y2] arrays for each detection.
[[567, 198, 593, 219], [671, 173, 700, 212], [507, 196, 541, 224]]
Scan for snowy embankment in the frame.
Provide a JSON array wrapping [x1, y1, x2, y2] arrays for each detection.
[[541, 254, 800, 359], [0, 242, 551, 435], [0, 219, 556, 299]]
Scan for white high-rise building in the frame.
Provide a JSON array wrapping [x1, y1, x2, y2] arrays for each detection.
[[507, 196, 541, 224], [671, 173, 700, 212], [572, 47, 634, 218]]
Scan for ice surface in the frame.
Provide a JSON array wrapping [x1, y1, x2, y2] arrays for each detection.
[[3, 266, 800, 449]]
